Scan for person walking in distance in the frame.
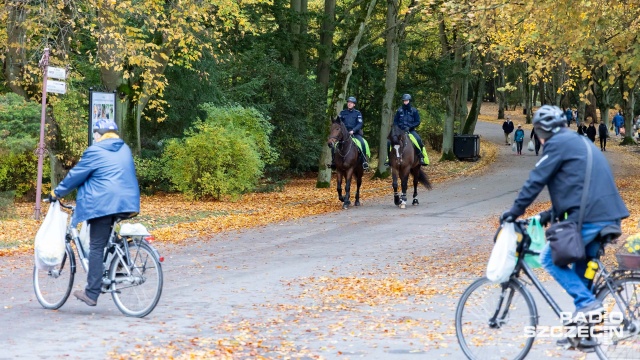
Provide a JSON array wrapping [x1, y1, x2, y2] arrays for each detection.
[[530, 127, 541, 156], [598, 121, 608, 151], [502, 117, 514, 145], [586, 119, 597, 143], [514, 124, 525, 155]]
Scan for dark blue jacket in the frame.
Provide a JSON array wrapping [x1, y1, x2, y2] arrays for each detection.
[[54, 138, 140, 225], [509, 128, 628, 223], [339, 108, 363, 135], [394, 105, 420, 131], [613, 114, 624, 128]]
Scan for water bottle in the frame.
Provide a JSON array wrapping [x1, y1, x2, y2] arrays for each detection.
[[584, 260, 598, 280]]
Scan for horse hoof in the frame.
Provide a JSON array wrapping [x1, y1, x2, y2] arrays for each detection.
[[400, 203, 406, 209], [412, 199, 419, 205], [394, 196, 401, 206], [355, 201, 361, 206], [342, 204, 349, 210]]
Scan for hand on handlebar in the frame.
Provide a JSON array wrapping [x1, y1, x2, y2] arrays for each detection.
[[48, 190, 57, 203], [538, 210, 552, 226], [500, 210, 517, 223]]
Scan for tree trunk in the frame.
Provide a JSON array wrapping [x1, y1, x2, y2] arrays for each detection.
[[496, 63, 505, 119], [620, 75, 636, 145], [457, 45, 470, 132], [290, 0, 301, 70], [524, 69, 532, 123], [538, 80, 545, 105], [462, 75, 484, 134], [316, 0, 378, 187], [3, 2, 28, 97], [585, 92, 598, 123], [299, 0, 309, 75], [440, 28, 462, 161], [315, 0, 336, 96]]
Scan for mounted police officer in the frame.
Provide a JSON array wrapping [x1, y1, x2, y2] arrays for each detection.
[[330, 96, 369, 170], [385, 94, 427, 166]]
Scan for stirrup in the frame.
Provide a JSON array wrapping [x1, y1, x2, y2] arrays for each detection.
[[362, 162, 369, 170]]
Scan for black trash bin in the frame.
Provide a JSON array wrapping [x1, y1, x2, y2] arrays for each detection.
[[453, 134, 480, 161]]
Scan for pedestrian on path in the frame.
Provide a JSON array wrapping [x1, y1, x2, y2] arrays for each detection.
[[577, 122, 587, 136], [598, 121, 608, 151], [530, 127, 541, 155], [612, 111, 624, 137], [586, 119, 597, 143], [502, 117, 514, 145], [514, 124, 525, 155]]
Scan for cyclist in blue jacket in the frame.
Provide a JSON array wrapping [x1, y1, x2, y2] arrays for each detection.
[[51, 119, 140, 307]]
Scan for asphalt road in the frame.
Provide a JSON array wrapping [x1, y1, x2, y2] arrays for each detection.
[[0, 121, 625, 359]]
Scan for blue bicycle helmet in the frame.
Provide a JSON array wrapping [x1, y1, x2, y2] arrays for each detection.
[[93, 119, 119, 135]]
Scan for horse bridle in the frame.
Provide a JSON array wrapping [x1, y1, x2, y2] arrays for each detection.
[[329, 126, 354, 158], [391, 131, 407, 164]]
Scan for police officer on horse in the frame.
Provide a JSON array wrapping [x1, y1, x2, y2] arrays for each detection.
[[330, 96, 369, 170], [385, 94, 427, 166]]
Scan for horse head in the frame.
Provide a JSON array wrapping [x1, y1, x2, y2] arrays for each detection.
[[388, 124, 407, 158], [327, 117, 347, 148]]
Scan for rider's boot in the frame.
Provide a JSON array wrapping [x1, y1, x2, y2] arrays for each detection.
[[419, 147, 427, 166], [361, 153, 369, 171], [328, 149, 336, 170]]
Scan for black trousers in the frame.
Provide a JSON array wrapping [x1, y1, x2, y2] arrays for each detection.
[[86, 215, 115, 301], [534, 139, 541, 155], [600, 137, 607, 150]]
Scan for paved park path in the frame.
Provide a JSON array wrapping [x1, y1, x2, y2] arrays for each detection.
[[1, 121, 626, 359]]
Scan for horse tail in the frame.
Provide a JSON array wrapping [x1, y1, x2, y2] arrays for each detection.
[[417, 168, 432, 190]]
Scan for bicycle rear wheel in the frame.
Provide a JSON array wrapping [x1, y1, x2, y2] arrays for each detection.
[[109, 241, 163, 317], [596, 276, 640, 360], [456, 277, 537, 360], [33, 245, 75, 309]]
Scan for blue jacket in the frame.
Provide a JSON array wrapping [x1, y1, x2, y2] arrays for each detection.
[[514, 129, 525, 142], [338, 108, 363, 135], [613, 114, 624, 128], [394, 105, 420, 131], [509, 128, 628, 223], [54, 138, 140, 225]]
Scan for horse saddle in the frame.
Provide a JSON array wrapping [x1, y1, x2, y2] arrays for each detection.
[[352, 138, 370, 158]]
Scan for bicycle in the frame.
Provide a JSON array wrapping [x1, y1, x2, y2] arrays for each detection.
[[33, 199, 164, 317], [455, 217, 640, 360]]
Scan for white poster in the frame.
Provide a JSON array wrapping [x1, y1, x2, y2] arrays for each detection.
[[90, 92, 116, 144]]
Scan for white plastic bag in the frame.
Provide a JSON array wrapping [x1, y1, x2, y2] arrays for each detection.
[[34, 202, 68, 270], [511, 142, 516, 152], [486, 222, 518, 283], [527, 140, 534, 152], [78, 221, 90, 256]]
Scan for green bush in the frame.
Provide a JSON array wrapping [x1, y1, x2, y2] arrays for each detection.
[[134, 156, 170, 194], [418, 111, 444, 152], [0, 92, 49, 199], [162, 108, 271, 199]]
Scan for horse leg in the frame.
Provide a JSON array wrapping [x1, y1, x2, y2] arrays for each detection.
[[400, 169, 409, 209], [354, 171, 362, 206], [336, 172, 344, 202], [412, 167, 419, 206], [343, 169, 353, 209], [392, 169, 400, 206]]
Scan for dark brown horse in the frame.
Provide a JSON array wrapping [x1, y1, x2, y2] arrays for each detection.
[[387, 124, 432, 208], [327, 117, 364, 209]]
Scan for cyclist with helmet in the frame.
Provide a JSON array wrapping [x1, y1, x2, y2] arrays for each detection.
[[330, 96, 369, 170], [500, 105, 628, 323], [385, 94, 427, 166], [50, 119, 140, 307]]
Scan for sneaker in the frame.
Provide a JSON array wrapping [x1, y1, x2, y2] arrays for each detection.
[[564, 301, 604, 325], [556, 338, 571, 348], [73, 290, 97, 306]]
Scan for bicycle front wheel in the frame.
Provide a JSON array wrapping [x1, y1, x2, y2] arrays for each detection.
[[456, 277, 537, 360], [595, 276, 640, 360], [109, 241, 163, 317], [33, 245, 75, 310]]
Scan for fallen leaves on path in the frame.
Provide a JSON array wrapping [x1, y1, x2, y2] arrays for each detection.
[[0, 141, 497, 256]]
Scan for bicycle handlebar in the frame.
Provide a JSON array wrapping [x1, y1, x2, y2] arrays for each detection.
[[43, 197, 74, 210]]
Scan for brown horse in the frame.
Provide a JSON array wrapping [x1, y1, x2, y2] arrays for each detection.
[[387, 124, 432, 208], [327, 117, 364, 209]]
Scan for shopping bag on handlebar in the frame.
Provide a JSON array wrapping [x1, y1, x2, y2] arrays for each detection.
[[486, 222, 518, 283], [34, 201, 68, 270], [524, 217, 545, 268]]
